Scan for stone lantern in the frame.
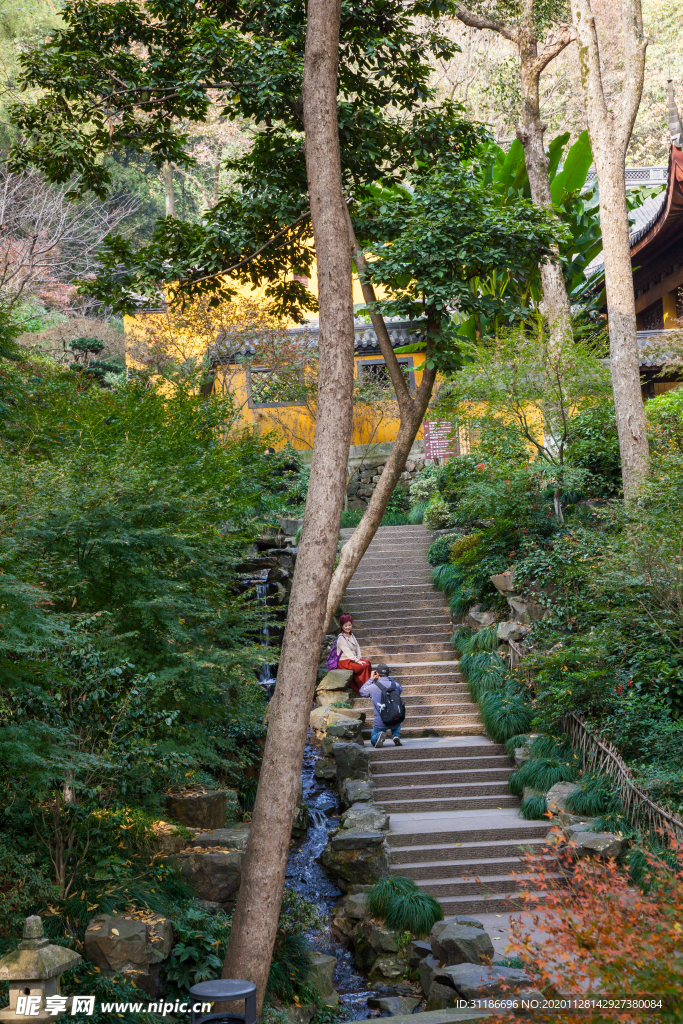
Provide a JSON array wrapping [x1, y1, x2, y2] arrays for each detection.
[[0, 916, 82, 1021]]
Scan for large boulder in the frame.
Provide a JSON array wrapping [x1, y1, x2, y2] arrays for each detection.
[[573, 832, 627, 858], [315, 689, 351, 708], [431, 923, 494, 966], [506, 598, 548, 624], [427, 982, 458, 1010], [464, 607, 497, 631], [307, 952, 336, 997], [497, 621, 529, 643], [84, 914, 173, 998], [339, 803, 389, 832], [320, 830, 390, 887], [369, 956, 407, 982], [192, 826, 250, 851], [317, 669, 355, 691], [407, 940, 432, 968], [440, 963, 531, 1000], [367, 996, 421, 1016], [454, 916, 485, 930], [151, 820, 188, 856], [418, 954, 441, 996], [165, 788, 232, 829], [310, 706, 363, 739], [546, 781, 582, 815], [171, 850, 242, 909], [340, 778, 377, 808], [314, 758, 337, 781], [332, 743, 370, 786], [490, 570, 515, 595], [345, 892, 368, 919], [366, 922, 401, 954], [325, 719, 364, 745]]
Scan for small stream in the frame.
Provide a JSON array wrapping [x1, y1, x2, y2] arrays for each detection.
[[285, 742, 381, 1021]]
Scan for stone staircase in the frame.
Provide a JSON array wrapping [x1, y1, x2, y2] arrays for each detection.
[[338, 523, 549, 916]]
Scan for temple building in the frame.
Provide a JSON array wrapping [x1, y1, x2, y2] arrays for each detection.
[[631, 81, 683, 397]]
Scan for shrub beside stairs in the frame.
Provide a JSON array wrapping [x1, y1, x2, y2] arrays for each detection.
[[340, 524, 550, 918]]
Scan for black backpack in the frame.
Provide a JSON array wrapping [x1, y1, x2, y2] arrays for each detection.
[[376, 678, 406, 726]]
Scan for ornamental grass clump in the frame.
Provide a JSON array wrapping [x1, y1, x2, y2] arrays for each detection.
[[366, 876, 443, 938], [519, 793, 548, 820], [508, 736, 581, 796]]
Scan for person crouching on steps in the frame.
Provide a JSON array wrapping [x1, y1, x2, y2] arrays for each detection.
[[360, 664, 405, 747], [336, 613, 372, 693]]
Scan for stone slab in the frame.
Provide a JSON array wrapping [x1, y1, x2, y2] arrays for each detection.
[[378, 1010, 490, 1024]]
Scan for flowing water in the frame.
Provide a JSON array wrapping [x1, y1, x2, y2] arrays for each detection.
[[285, 742, 381, 1021]]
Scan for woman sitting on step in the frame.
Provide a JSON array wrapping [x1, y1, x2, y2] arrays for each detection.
[[336, 614, 372, 693]]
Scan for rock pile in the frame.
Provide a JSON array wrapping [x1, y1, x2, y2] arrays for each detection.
[[347, 454, 426, 511]]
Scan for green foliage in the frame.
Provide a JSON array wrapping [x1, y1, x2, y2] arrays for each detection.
[[428, 533, 454, 567], [0, 836, 59, 952], [267, 933, 315, 1003], [480, 690, 533, 743], [519, 794, 548, 819], [164, 905, 231, 994], [424, 495, 455, 531]]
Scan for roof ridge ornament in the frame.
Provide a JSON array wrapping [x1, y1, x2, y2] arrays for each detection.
[[667, 79, 683, 149]]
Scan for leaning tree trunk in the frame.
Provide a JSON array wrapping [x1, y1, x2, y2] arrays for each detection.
[[571, 0, 649, 495], [322, 214, 437, 631], [221, 0, 355, 1009]]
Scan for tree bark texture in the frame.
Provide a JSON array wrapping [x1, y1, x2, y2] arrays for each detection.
[[221, 0, 355, 1009], [322, 214, 437, 631], [571, 0, 649, 495], [454, 3, 573, 342]]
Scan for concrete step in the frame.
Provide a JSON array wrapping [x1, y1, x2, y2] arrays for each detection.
[[345, 583, 442, 595], [361, 642, 454, 656], [370, 742, 503, 762], [370, 754, 511, 775], [385, 822, 549, 847], [435, 891, 545, 916], [342, 599, 448, 613], [353, 693, 472, 709], [363, 724, 484, 738], [375, 766, 514, 786], [353, 682, 468, 695], [367, 1009, 489, 1024], [414, 872, 561, 899], [389, 836, 549, 865], [351, 571, 435, 582], [397, 855, 536, 881], [385, 671, 464, 684], [380, 794, 519, 813], [378, 710, 482, 728], [351, 616, 452, 630], [352, 622, 454, 638], [378, 659, 459, 669], [376, 780, 514, 801]]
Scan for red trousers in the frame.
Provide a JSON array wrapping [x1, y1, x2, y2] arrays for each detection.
[[338, 658, 372, 693]]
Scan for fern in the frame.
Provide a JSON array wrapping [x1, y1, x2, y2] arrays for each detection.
[[519, 794, 548, 819]]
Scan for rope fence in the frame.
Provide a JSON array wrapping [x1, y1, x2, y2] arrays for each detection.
[[558, 712, 683, 841]]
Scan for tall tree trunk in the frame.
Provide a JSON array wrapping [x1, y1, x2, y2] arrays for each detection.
[[454, 5, 573, 341], [221, 0, 355, 1009], [322, 215, 437, 631], [163, 162, 175, 217], [571, 0, 649, 495], [517, 23, 572, 345]]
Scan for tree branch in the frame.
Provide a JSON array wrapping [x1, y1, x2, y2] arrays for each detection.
[[534, 26, 575, 74], [454, 3, 518, 44]]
